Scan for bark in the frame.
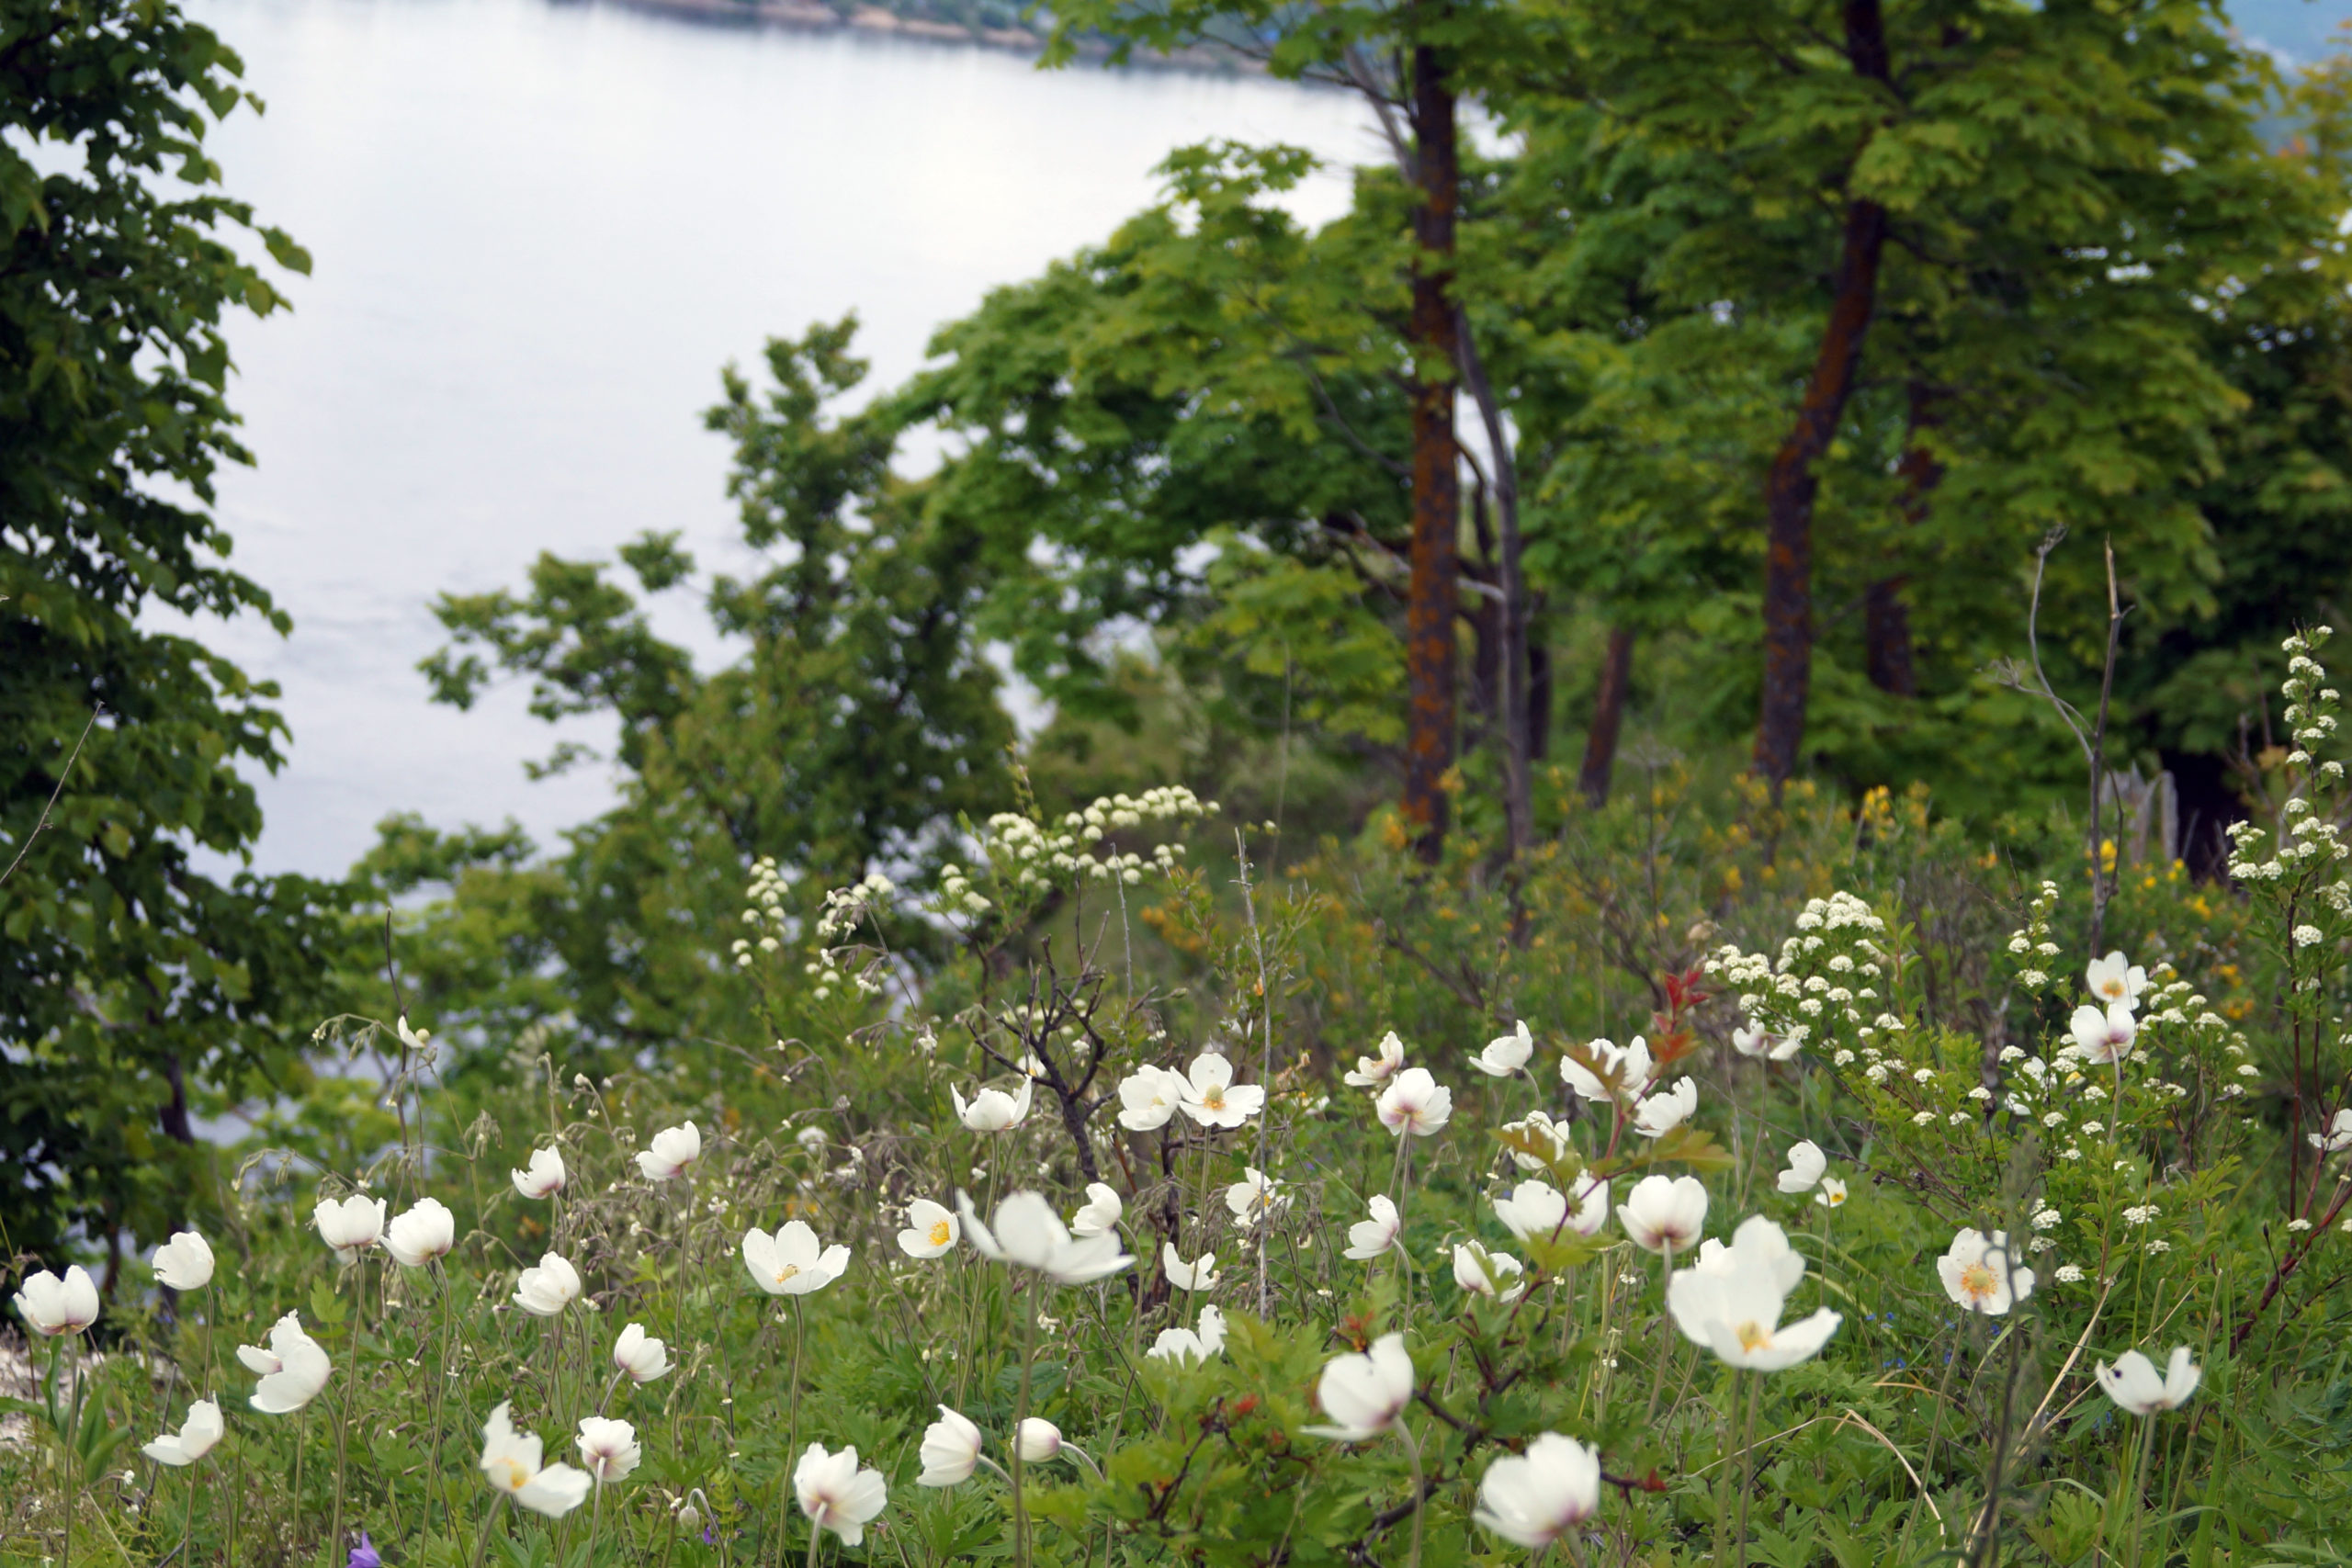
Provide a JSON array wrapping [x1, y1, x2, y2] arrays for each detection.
[[1754, 0, 1894, 786], [1866, 381, 1942, 696], [1579, 626, 1636, 807], [1456, 310, 1533, 858], [1403, 31, 1462, 863], [1529, 636, 1554, 762]]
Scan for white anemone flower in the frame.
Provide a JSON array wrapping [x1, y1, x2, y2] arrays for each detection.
[[952, 1079, 1035, 1133], [1115, 1066, 1189, 1132], [1731, 1022, 1798, 1061], [612, 1322, 671, 1383], [635, 1122, 701, 1181], [2066, 1001, 2137, 1066], [2086, 951, 2149, 1010], [795, 1442, 888, 1545], [142, 1399, 224, 1467], [2097, 1346, 2201, 1415], [917, 1406, 984, 1486], [480, 1402, 593, 1517], [1668, 1216, 1840, 1370], [1776, 1140, 1827, 1194], [956, 1190, 1134, 1285], [1071, 1182, 1125, 1237], [1375, 1067, 1453, 1138], [1225, 1168, 1287, 1226], [1147, 1303, 1228, 1363], [1475, 1432, 1602, 1547], [1343, 1031, 1407, 1088], [897, 1199, 961, 1258], [1491, 1180, 1567, 1243], [576, 1416, 641, 1483], [312, 1195, 387, 1263], [1561, 1036, 1655, 1103], [1305, 1332, 1415, 1440], [741, 1221, 850, 1296], [1814, 1177, 1849, 1208], [1632, 1076, 1699, 1138], [1452, 1242, 1527, 1303], [512, 1146, 567, 1200], [1177, 1053, 1265, 1129], [1502, 1111, 1574, 1172], [1617, 1174, 1708, 1256], [1161, 1243, 1220, 1292], [513, 1252, 583, 1316], [1937, 1228, 2034, 1316], [2309, 1108, 2352, 1155], [13, 1266, 98, 1337], [384, 1198, 458, 1268], [243, 1312, 333, 1414], [152, 1231, 215, 1292], [1344, 1195, 1403, 1260], [1469, 1020, 1536, 1077], [1015, 1418, 1063, 1462]]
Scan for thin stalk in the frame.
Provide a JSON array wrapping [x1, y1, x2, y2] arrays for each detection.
[[585, 1480, 606, 1568], [805, 1511, 824, 1568], [1731, 1369, 1759, 1568], [180, 1459, 199, 1567], [1010, 1280, 1041, 1568], [329, 1258, 365, 1568], [2119, 1413, 2159, 1568], [1645, 1244, 1675, 1424], [468, 1494, 506, 1568], [1395, 1414, 1427, 1568], [59, 1335, 77, 1568]]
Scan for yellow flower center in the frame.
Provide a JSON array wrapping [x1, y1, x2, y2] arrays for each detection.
[[774, 1263, 801, 1285], [927, 1220, 952, 1247], [1201, 1087, 1226, 1111], [1961, 1262, 1998, 1302], [1735, 1322, 1771, 1353]]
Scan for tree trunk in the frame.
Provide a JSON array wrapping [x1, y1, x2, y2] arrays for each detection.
[[1753, 0, 1894, 787], [1580, 626, 1636, 807], [1866, 380, 1941, 696], [1529, 635, 1554, 762], [1403, 31, 1462, 863], [1455, 311, 1532, 858]]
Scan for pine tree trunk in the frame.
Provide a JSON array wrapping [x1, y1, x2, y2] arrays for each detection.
[[1402, 31, 1461, 863], [1753, 0, 1893, 786]]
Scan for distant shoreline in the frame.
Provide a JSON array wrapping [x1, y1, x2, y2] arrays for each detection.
[[592, 0, 1270, 75]]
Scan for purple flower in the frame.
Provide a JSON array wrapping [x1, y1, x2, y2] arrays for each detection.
[[701, 1524, 718, 1547], [347, 1530, 381, 1568]]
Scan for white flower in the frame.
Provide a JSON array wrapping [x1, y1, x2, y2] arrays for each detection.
[[312, 1195, 387, 1263], [1225, 1168, 1287, 1226], [576, 1416, 641, 1483], [243, 1312, 333, 1414], [1560, 1036, 1654, 1103], [2053, 1264, 2085, 1283], [1146, 1303, 1228, 1364], [741, 1222, 850, 1296], [512, 1146, 567, 1200], [1374, 1067, 1453, 1138], [1474, 1432, 1601, 1547], [795, 1442, 888, 1545], [2310, 1108, 2352, 1155], [952, 1080, 1035, 1133], [957, 1190, 1134, 1285], [1469, 1020, 1535, 1077], [480, 1402, 593, 1517], [1343, 1031, 1407, 1088], [2086, 952, 2149, 1010], [897, 1200, 961, 1258], [636, 1122, 702, 1181], [1015, 1418, 1063, 1462], [142, 1399, 224, 1467], [1453, 1242, 1527, 1302], [1501, 1111, 1574, 1172], [917, 1406, 984, 1487], [513, 1252, 583, 1316], [1492, 1179, 1610, 1244], [1178, 1053, 1265, 1129], [1732, 1022, 1798, 1062], [612, 1323, 671, 1383], [1345, 1195, 1403, 1260], [1617, 1174, 1709, 1256], [1632, 1076, 1699, 1138], [1814, 1178, 1848, 1208], [1161, 1244, 1220, 1292], [2097, 1346, 2201, 1415], [1070, 1183, 1124, 1237], [1937, 1228, 2034, 1316], [1668, 1216, 1841, 1370], [1115, 1066, 1188, 1132], [384, 1198, 457, 1269], [1776, 1141, 1826, 1194], [2295, 924, 2324, 948], [152, 1231, 215, 1292], [2066, 1002, 2137, 1066], [1305, 1332, 1415, 1440]]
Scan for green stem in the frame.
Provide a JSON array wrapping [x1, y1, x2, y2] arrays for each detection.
[[1395, 1415, 1426, 1568], [330, 1258, 363, 1568], [1731, 1369, 1759, 1568], [2120, 1413, 2158, 1568], [585, 1481, 605, 1568], [1011, 1280, 1040, 1568], [1645, 1244, 1675, 1425], [467, 1494, 505, 1568], [59, 1336, 76, 1568], [182, 1456, 199, 1566]]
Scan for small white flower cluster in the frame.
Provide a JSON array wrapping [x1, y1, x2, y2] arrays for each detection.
[[1707, 893, 1886, 1055], [818, 873, 898, 942], [2228, 629, 2346, 886], [2006, 879, 2064, 991], [731, 855, 794, 968], [980, 787, 1214, 891]]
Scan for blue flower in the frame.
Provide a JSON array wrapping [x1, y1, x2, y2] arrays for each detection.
[[348, 1530, 381, 1568]]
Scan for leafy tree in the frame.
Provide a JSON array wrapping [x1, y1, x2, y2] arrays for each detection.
[[0, 0, 329, 1266]]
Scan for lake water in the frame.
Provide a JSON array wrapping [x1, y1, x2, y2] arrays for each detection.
[[185, 0, 1374, 876]]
